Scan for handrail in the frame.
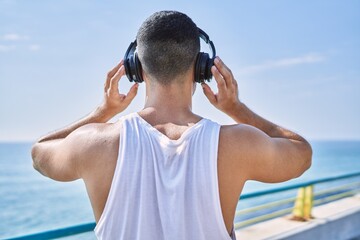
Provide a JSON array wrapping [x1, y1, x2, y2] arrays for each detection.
[[235, 196, 297, 216], [7, 171, 360, 239], [6, 223, 95, 240], [240, 171, 360, 200], [314, 181, 360, 197], [235, 207, 294, 229]]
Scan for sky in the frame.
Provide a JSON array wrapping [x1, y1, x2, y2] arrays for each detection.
[[0, 0, 359, 141]]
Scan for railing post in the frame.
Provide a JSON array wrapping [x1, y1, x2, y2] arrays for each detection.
[[291, 185, 314, 221]]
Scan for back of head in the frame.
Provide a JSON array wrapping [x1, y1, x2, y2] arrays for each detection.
[[136, 11, 200, 85]]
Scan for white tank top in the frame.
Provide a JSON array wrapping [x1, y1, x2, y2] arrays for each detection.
[[94, 113, 236, 240]]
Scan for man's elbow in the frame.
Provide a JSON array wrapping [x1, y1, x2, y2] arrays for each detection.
[[295, 142, 313, 178], [31, 143, 39, 168], [31, 143, 47, 176], [303, 141, 313, 169]]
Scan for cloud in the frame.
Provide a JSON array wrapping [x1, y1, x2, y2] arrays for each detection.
[[0, 34, 39, 52], [2, 33, 29, 41], [0, 44, 16, 52], [28, 44, 40, 51], [239, 53, 326, 75]]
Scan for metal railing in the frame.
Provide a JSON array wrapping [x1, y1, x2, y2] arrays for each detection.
[[235, 171, 360, 228], [6, 223, 95, 240], [7, 171, 360, 239]]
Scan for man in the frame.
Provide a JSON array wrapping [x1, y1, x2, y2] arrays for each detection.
[[31, 11, 312, 240]]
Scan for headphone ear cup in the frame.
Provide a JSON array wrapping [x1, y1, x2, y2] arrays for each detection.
[[205, 57, 214, 81], [194, 53, 202, 83], [195, 52, 212, 83], [124, 53, 143, 83], [134, 53, 144, 83], [124, 56, 134, 82], [128, 55, 138, 82]]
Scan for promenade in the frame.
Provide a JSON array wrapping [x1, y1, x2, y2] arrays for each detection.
[[236, 194, 360, 240]]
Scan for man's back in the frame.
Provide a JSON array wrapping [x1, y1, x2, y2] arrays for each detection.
[[92, 113, 237, 239], [82, 113, 243, 235]]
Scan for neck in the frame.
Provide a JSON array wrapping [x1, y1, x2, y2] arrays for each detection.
[[141, 79, 198, 124]]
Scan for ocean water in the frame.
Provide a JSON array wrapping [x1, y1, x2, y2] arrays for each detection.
[[0, 141, 360, 239]]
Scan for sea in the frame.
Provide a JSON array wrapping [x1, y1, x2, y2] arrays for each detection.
[[1, 141, 360, 239]]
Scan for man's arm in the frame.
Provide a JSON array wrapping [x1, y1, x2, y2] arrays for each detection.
[[202, 57, 312, 183], [31, 61, 138, 181]]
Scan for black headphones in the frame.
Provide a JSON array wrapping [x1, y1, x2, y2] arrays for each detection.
[[124, 27, 216, 84]]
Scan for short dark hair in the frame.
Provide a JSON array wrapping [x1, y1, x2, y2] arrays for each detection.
[[136, 11, 200, 85]]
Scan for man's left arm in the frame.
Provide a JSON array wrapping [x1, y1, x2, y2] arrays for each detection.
[[31, 61, 138, 181]]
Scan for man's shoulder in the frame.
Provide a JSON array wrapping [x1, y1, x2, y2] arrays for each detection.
[[217, 124, 258, 183], [73, 122, 121, 171], [71, 121, 121, 153], [218, 123, 266, 159], [220, 123, 260, 141], [77, 120, 122, 135]]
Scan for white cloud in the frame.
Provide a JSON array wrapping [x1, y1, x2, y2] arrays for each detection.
[[0, 45, 16, 52], [28, 44, 40, 51], [2, 33, 29, 41], [239, 53, 326, 75]]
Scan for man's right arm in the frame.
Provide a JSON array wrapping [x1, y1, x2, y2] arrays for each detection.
[[202, 57, 312, 183]]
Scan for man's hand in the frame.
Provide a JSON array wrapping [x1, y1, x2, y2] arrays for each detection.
[[99, 60, 139, 117], [202, 56, 241, 117]]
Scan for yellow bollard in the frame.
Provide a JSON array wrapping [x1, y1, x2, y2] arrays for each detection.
[[291, 185, 314, 221], [303, 185, 314, 219]]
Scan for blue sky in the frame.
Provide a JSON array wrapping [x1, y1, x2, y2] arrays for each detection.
[[0, 0, 359, 141]]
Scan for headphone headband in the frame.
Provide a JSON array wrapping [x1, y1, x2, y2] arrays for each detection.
[[198, 28, 216, 59]]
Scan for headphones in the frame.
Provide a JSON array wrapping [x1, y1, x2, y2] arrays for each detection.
[[124, 27, 216, 84]]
